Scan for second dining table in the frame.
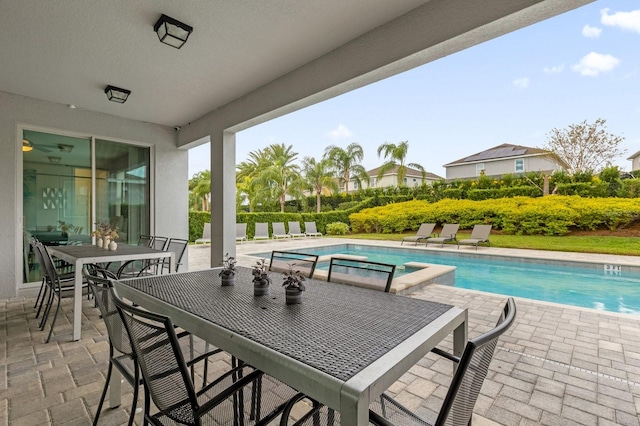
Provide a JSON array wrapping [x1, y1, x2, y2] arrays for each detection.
[[48, 243, 174, 341], [113, 266, 467, 425]]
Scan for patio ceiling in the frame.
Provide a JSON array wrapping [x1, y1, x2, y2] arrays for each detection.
[[0, 1, 592, 133]]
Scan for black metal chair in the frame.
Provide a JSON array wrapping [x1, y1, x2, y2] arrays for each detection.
[[117, 237, 189, 278], [110, 286, 295, 425], [139, 234, 154, 247], [279, 298, 517, 426], [151, 235, 168, 250], [327, 257, 396, 293], [269, 251, 319, 278]]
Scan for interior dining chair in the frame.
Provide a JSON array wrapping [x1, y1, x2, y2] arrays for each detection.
[[269, 251, 319, 278], [327, 257, 396, 293], [110, 287, 297, 425], [278, 298, 517, 426]]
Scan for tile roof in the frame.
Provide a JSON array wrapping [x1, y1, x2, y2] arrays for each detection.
[[444, 143, 552, 167], [366, 165, 442, 180]]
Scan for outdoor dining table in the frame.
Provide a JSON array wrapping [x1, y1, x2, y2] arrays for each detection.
[[48, 243, 174, 341], [113, 266, 467, 425]]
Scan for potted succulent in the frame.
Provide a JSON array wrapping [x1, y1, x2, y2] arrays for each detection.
[[219, 253, 237, 286], [252, 259, 271, 296], [282, 263, 306, 305]]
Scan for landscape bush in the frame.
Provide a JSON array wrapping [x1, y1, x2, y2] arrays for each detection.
[[326, 222, 350, 235]]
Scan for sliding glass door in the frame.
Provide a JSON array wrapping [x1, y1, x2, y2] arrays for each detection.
[[22, 130, 150, 284]]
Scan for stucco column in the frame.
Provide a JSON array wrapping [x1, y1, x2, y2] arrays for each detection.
[[210, 131, 236, 268]]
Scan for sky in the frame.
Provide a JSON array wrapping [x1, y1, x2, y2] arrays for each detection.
[[189, 1, 640, 179]]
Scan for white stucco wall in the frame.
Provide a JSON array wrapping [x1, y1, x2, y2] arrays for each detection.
[[0, 91, 186, 298]]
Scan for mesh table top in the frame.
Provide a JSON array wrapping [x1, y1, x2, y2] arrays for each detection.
[[122, 268, 453, 382]]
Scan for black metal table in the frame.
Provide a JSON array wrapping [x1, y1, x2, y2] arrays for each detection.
[[114, 267, 467, 425]]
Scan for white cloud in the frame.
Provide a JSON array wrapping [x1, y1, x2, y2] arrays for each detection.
[[543, 64, 564, 74], [328, 124, 353, 139], [512, 78, 530, 89], [601, 8, 640, 33], [571, 52, 620, 76], [582, 24, 602, 38]]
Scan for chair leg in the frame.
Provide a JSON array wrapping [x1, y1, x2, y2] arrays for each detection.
[[45, 294, 62, 343], [128, 365, 140, 426], [93, 356, 115, 426], [39, 287, 55, 330], [35, 282, 49, 319], [33, 278, 46, 309]]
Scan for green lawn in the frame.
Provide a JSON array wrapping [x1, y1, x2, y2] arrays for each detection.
[[334, 232, 640, 257]]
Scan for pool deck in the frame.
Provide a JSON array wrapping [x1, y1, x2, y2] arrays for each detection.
[[2, 239, 640, 425]]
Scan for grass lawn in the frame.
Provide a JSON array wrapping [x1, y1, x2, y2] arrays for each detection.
[[335, 232, 640, 256]]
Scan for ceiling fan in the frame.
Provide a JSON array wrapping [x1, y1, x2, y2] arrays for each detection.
[[22, 139, 56, 153]]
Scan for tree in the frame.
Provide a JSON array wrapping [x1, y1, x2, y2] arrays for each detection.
[[376, 141, 426, 187], [189, 170, 211, 211], [236, 149, 271, 211], [249, 143, 303, 212], [543, 118, 626, 175], [323, 143, 369, 193], [302, 157, 338, 212]]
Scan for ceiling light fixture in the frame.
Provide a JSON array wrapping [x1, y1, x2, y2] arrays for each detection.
[[154, 14, 193, 49], [22, 139, 33, 152], [48, 156, 61, 164], [58, 144, 74, 153], [104, 85, 131, 103]]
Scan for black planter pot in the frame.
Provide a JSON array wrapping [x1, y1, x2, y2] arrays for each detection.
[[220, 274, 235, 286], [253, 278, 270, 296], [285, 287, 303, 305]]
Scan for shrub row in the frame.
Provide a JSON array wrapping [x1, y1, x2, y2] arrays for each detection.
[[348, 196, 640, 236]]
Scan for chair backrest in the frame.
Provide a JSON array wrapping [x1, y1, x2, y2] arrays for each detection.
[[269, 251, 319, 278], [83, 269, 133, 357], [164, 238, 188, 272], [255, 222, 269, 238], [435, 298, 516, 426], [34, 242, 58, 283], [439, 224, 459, 238], [327, 257, 396, 293], [288, 222, 302, 234], [138, 235, 154, 248], [31, 240, 50, 280], [236, 223, 247, 238], [201, 222, 211, 239], [152, 236, 169, 250], [305, 221, 318, 234], [470, 224, 492, 240], [272, 222, 286, 235], [415, 223, 436, 236], [111, 287, 199, 424]]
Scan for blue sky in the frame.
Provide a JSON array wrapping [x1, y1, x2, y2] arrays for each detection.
[[189, 1, 640, 179]]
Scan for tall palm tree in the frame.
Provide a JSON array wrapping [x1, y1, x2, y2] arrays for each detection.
[[376, 141, 426, 187], [236, 149, 271, 211], [258, 143, 304, 212], [323, 143, 369, 193], [189, 170, 211, 211], [302, 157, 338, 212]]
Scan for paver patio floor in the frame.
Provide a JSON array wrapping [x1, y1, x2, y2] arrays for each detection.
[[2, 239, 639, 425]]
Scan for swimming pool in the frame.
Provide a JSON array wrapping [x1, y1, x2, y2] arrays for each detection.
[[252, 244, 640, 315]]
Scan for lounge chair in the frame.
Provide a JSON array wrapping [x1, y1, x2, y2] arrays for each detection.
[[287, 221, 306, 238], [235, 223, 247, 244], [401, 223, 436, 245], [458, 224, 492, 250], [253, 222, 270, 241], [194, 222, 211, 245], [304, 221, 322, 238], [425, 223, 460, 247], [272, 222, 291, 240]]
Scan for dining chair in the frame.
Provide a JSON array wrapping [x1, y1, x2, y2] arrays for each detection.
[[151, 235, 169, 250], [279, 298, 517, 426], [111, 287, 296, 425], [269, 251, 319, 278], [327, 257, 396, 293]]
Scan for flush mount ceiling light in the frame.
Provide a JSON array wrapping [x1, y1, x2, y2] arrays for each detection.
[[104, 85, 131, 103], [154, 14, 193, 49], [48, 156, 61, 164], [22, 139, 33, 152], [58, 144, 74, 153]]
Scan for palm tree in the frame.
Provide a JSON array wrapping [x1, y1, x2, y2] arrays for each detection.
[[258, 143, 304, 212], [236, 149, 271, 211], [302, 157, 338, 212], [376, 141, 426, 187], [323, 143, 369, 193], [189, 170, 211, 211]]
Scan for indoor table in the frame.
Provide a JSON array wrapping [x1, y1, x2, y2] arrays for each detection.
[[113, 267, 467, 425], [48, 243, 174, 341]]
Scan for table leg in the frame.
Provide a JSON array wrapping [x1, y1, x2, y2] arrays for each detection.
[[109, 362, 123, 408], [452, 310, 468, 373], [73, 260, 83, 341]]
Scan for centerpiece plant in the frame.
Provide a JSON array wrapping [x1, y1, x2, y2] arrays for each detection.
[[282, 263, 306, 305], [252, 259, 271, 296], [219, 253, 237, 286]]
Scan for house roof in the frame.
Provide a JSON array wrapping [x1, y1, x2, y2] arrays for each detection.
[[367, 165, 442, 180], [627, 150, 640, 161], [444, 143, 554, 167]]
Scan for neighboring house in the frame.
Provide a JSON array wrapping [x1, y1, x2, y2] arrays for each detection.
[[345, 166, 442, 191], [443, 143, 565, 180], [627, 150, 640, 172]]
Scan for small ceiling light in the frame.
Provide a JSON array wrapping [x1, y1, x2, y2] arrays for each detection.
[[58, 144, 74, 153], [154, 14, 193, 49], [22, 139, 33, 152], [68, 104, 76, 109], [48, 156, 61, 164], [104, 85, 131, 103]]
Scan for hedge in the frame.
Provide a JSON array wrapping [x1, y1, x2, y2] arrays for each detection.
[[348, 196, 640, 236]]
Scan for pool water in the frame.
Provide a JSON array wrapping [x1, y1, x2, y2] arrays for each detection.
[[253, 244, 640, 314]]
